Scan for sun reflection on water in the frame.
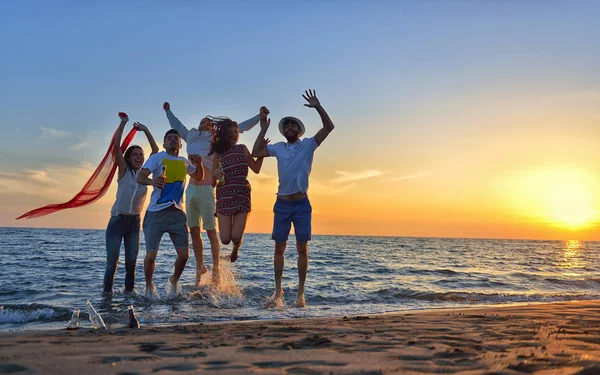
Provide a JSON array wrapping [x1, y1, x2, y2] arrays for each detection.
[[558, 240, 585, 276]]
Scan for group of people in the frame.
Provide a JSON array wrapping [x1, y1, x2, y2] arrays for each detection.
[[104, 90, 335, 307]]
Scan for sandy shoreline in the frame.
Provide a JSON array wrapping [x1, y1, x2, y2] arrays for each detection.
[[1, 301, 599, 374]]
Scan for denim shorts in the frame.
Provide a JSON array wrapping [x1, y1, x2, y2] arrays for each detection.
[[272, 197, 312, 243], [143, 206, 189, 252]]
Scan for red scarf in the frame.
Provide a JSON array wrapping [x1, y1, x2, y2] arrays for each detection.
[[16, 126, 138, 220]]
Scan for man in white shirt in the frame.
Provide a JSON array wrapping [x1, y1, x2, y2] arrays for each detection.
[[163, 102, 268, 286], [252, 90, 335, 307], [137, 129, 204, 298]]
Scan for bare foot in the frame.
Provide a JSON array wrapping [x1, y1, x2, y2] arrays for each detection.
[[230, 248, 239, 263], [293, 294, 306, 308], [263, 292, 284, 309], [195, 265, 208, 287], [166, 276, 182, 299], [144, 283, 158, 300]]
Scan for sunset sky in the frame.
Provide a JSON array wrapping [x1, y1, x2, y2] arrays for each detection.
[[1, 1, 599, 240]]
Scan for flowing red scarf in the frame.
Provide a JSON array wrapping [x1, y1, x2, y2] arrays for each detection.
[[16, 126, 138, 220]]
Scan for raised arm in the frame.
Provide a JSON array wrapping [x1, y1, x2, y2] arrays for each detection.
[[114, 112, 129, 180], [133, 122, 159, 155], [238, 106, 268, 133], [251, 110, 271, 157], [163, 102, 189, 140], [244, 144, 267, 174], [303, 90, 334, 146], [188, 154, 205, 181]]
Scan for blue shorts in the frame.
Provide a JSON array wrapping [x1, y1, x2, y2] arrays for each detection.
[[272, 197, 312, 243]]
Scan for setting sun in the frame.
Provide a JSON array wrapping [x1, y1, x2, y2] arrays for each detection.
[[506, 166, 600, 230], [543, 182, 597, 229]]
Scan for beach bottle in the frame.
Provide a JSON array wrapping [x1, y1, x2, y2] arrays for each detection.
[[127, 305, 140, 329], [160, 164, 167, 184], [66, 308, 80, 330], [85, 300, 107, 329], [158, 165, 167, 193], [217, 162, 225, 186]]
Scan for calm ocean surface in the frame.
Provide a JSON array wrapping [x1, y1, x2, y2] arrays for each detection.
[[1, 227, 599, 332]]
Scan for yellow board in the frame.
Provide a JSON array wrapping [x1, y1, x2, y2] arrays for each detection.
[[161, 159, 187, 183]]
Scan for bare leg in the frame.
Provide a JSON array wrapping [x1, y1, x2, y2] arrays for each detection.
[[190, 226, 208, 287], [172, 247, 190, 283], [217, 214, 233, 245], [144, 250, 159, 298], [206, 229, 221, 285], [230, 212, 248, 263], [274, 241, 287, 302], [144, 250, 158, 288], [294, 241, 309, 307]]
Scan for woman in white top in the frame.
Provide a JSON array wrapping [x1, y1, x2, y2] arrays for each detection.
[[104, 112, 159, 295]]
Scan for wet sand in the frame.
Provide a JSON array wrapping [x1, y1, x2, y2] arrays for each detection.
[[1, 300, 599, 374]]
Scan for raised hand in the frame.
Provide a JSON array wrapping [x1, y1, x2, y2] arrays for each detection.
[[188, 154, 203, 165], [133, 122, 148, 132], [260, 106, 270, 118], [260, 105, 271, 129], [302, 89, 320, 108], [118, 112, 129, 123], [163, 102, 170, 111]]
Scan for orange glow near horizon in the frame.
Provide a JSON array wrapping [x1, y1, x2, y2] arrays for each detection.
[[498, 166, 600, 233], [2, 149, 600, 241]]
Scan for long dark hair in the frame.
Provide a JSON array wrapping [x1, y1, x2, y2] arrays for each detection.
[[208, 117, 238, 156], [124, 145, 143, 173]]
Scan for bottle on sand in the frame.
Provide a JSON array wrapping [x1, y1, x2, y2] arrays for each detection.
[[85, 300, 107, 329], [128, 305, 140, 329], [66, 308, 80, 330]]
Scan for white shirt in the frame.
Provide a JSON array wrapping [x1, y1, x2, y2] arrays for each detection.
[[166, 110, 259, 170], [267, 137, 318, 196], [142, 151, 196, 212], [110, 169, 148, 216]]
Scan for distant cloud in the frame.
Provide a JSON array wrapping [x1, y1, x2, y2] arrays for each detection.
[[0, 164, 95, 201], [69, 141, 88, 151], [387, 171, 429, 181], [251, 173, 274, 180], [0, 170, 61, 187], [331, 170, 383, 184], [40, 126, 71, 138], [311, 181, 357, 196]]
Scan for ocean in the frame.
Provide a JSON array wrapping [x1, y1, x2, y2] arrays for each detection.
[[1, 227, 599, 332]]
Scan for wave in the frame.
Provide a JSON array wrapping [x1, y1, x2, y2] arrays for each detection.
[[372, 287, 600, 304], [542, 278, 600, 289], [0, 304, 70, 324], [404, 267, 462, 276]]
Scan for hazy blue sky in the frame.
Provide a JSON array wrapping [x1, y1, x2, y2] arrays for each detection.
[[1, 1, 599, 238]]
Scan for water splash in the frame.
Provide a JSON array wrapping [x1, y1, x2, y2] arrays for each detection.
[[190, 260, 244, 308]]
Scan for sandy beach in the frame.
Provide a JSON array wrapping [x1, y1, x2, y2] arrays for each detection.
[[0, 301, 599, 374]]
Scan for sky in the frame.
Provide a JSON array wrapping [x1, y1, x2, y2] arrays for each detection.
[[0, 1, 599, 240]]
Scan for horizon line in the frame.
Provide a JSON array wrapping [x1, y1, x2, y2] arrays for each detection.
[[1, 226, 598, 243]]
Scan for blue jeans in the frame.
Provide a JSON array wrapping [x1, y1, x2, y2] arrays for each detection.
[[104, 214, 140, 293]]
